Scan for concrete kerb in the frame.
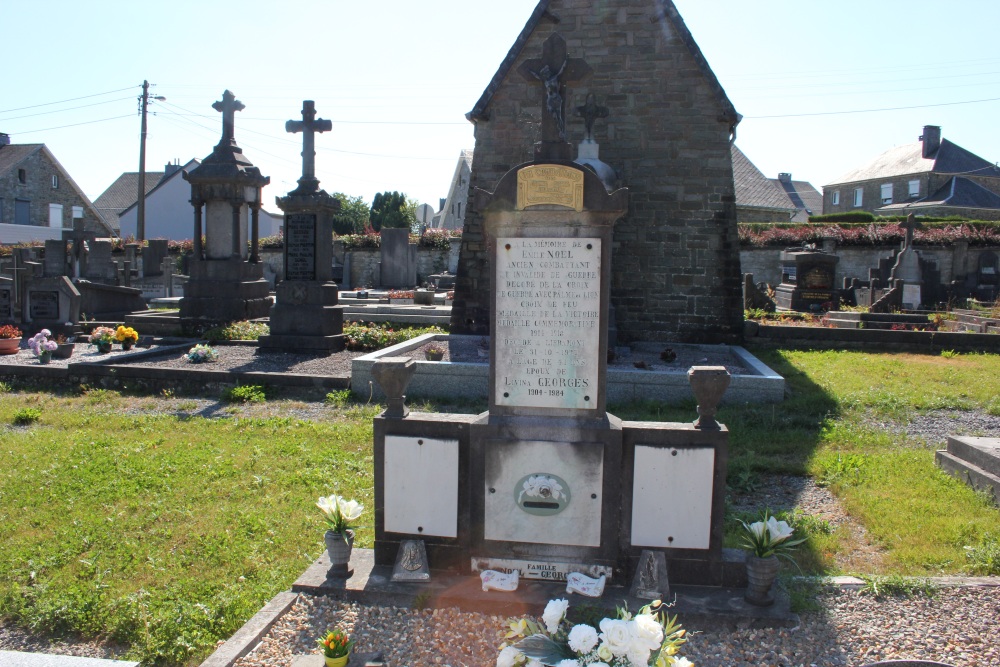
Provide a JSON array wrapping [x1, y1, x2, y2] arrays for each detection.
[[198, 591, 298, 667]]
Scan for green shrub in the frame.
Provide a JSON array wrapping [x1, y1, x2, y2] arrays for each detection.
[[324, 389, 352, 407], [223, 384, 266, 403], [807, 212, 876, 223], [965, 533, 1000, 575], [203, 321, 269, 342], [12, 408, 41, 425]]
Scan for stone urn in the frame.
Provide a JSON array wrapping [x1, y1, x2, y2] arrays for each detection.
[[744, 554, 781, 606], [371, 356, 416, 419], [325, 529, 355, 576], [0, 338, 20, 355], [687, 365, 731, 429], [53, 343, 75, 359]]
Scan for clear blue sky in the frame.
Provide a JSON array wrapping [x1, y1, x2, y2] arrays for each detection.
[[3, 1, 999, 212]]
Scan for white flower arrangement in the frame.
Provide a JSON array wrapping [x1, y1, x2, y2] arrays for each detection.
[[739, 510, 806, 563], [317, 493, 364, 534], [186, 344, 219, 364], [499, 598, 690, 667]]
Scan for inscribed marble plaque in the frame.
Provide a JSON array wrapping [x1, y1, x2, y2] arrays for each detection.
[[495, 237, 600, 409], [516, 165, 584, 212], [285, 214, 316, 281], [29, 291, 60, 320]]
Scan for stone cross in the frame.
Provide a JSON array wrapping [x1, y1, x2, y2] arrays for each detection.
[[63, 218, 97, 280], [575, 93, 609, 143], [286, 100, 332, 194], [518, 33, 592, 144], [212, 90, 245, 146], [900, 213, 922, 250]]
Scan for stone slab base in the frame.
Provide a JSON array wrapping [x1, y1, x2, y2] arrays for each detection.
[[258, 334, 346, 353], [936, 436, 1000, 501]]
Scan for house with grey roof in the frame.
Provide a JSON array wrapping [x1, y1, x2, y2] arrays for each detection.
[[732, 145, 797, 222], [824, 125, 1000, 220], [430, 149, 473, 231], [769, 173, 822, 223], [0, 133, 108, 244], [93, 167, 168, 236]]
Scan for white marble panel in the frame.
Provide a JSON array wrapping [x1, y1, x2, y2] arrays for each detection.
[[631, 446, 714, 549], [384, 436, 459, 538]]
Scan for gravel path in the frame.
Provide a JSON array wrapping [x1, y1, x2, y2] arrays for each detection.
[[233, 586, 1000, 667]]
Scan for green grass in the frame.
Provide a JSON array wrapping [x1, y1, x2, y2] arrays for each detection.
[[0, 391, 373, 665]]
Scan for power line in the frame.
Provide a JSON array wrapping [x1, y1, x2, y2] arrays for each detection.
[[11, 114, 134, 134], [0, 97, 135, 122], [0, 85, 137, 115], [745, 96, 1000, 119]]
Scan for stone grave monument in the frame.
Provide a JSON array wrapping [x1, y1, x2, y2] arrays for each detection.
[[180, 90, 272, 328], [774, 246, 840, 312], [0, 276, 14, 322], [370, 35, 731, 589], [891, 214, 923, 309], [379, 228, 416, 289], [22, 274, 81, 329], [258, 100, 346, 353]]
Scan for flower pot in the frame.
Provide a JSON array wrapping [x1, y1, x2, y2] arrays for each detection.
[[37, 351, 52, 365], [425, 350, 444, 361], [95, 341, 112, 354], [744, 555, 781, 607], [324, 654, 349, 667], [53, 343, 75, 359], [121, 340, 134, 351], [0, 338, 20, 355], [325, 529, 354, 575]]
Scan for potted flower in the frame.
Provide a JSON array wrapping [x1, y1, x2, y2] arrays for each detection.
[[0, 325, 22, 355], [114, 325, 139, 351], [186, 344, 218, 363], [53, 333, 76, 360], [27, 329, 58, 364], [88, 326, 116, 354], [317, 493, 363, 574], [739, 511, 806, 607], [316, 628, 353, 667], [424, 342, 445, 361], [499, 597, 692, 667]]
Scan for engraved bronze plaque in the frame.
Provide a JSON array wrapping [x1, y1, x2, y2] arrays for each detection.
[[516, 165, 584, 212]]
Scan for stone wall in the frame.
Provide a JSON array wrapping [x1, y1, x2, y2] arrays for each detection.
[[0, 148, 105, 237], [451, 0, 743, 344], [741, 243, 1000, 288]]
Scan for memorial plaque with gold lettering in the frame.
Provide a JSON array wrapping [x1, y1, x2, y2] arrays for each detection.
[[516, 165, 584, 212], [495, 237, 600, 409]]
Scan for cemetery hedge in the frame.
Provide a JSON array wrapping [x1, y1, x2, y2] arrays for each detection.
[[0, 348, 998, 664], [738, 220, 1000, 247]]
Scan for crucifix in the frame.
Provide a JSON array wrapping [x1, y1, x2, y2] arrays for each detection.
[[900, 213, 922, 250], [518, 33, 592, 158], [212, 90, 245, 147], [286, 100, 332, 194]]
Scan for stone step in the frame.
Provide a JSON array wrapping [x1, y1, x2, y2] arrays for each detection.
[[936, 448, 1000, 502], [945, 436, 1000, 477], [0, 651, 138, 667]]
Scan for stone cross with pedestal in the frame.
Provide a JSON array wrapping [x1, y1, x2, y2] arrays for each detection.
[[258, 100, 346, 353], [891, 213, 924, 309], [370, 37, 733, 592]]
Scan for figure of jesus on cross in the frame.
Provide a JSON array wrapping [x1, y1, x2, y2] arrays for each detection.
[[286, 100, 332, 195]]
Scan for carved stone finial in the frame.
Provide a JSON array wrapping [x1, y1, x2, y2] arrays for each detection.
[[371, 357, 416, 419]]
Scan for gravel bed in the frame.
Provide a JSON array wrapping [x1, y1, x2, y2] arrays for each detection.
[[121, 344, 365, 376], [234, 587, 1000, 667], [0, 342, 143, 366], [0, 621, 129, 660]]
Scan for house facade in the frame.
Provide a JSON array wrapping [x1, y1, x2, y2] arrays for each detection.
[[431, 149, 473, 231], [732, 145, 797, 222], [769, 173, 822, 223], [824, 125, 1000, 220], [0, 134, 107, 244]]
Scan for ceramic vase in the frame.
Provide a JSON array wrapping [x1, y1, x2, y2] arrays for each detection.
[[324, 654, 349, 667], [0, 338, 20, 355], [744, 555, 781, 607], [325, 529, 354, 575]]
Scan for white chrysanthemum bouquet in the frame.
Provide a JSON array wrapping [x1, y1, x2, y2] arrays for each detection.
[[497, 598, 692, 667]]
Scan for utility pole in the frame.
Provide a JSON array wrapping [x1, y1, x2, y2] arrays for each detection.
[[136, 80, 165, 242]]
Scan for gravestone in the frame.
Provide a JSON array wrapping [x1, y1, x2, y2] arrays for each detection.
[[64, 218, 98, 280], [372, 37, 731, 588], [774, 247, 839, 312], [0, 276, 14, 322], [379, 228, 416, 289], [180, 90, 272, 326], [259, 100, 346, 353], [44, 240, 68, 278], [975, 250, 998, 303], [890, 214, 923, 309], [83, 240, 117, 283], [144, 239, 169, 277], [22, 275, 81, 326]]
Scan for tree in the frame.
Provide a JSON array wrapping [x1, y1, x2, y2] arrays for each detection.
[[369, 191, 414, 232], [330, 192, 370, 235]]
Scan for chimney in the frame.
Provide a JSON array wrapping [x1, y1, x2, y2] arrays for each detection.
[[778, 173, 792, 183], [0, 133, 10, 146], [920, 125, 941, 158], [439, 197, 447, 212], [164, 159, 182, 176]]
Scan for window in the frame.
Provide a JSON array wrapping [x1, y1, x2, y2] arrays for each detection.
[[909, 180, 920, 197], [880, 183, 893, 205], [51, 175, 59, 189], [48, 203, 63, 228], [17, 169, 26, 184], [457, 202, 462, 217], [832, 191, 840, 206], [72, 206, 83, 219], [853, 188, 863, 207]]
